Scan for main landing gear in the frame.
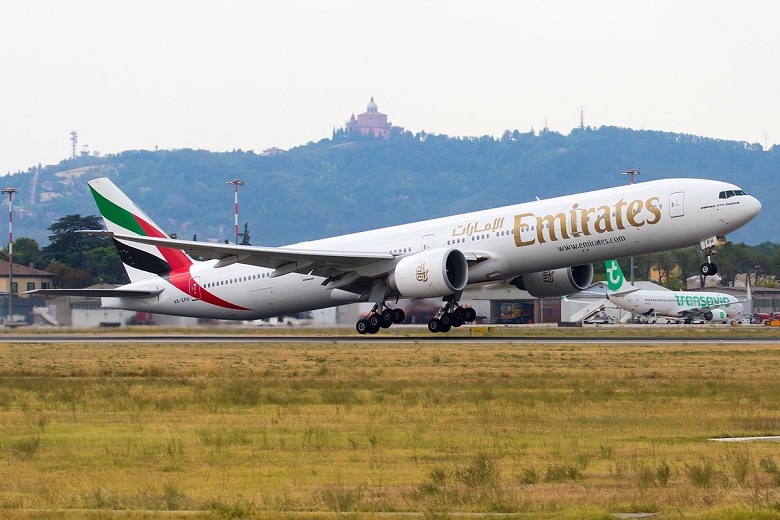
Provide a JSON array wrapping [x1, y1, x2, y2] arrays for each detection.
[[354, 299, 478, 334], [427, 297, 477, 333], [355, 304, 406, 334]]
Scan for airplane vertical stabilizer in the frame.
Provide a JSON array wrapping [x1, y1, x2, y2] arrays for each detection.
[[605, 260, 633, 294], [88, 178, 193, 282]]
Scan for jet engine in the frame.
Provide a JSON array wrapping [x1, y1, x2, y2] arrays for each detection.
[[703, 309, 727, 322], [510, 264, 594, 298], [388, 248, 469, 299]]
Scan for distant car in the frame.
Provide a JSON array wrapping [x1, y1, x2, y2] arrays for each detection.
[[584, 315, 614, 324]]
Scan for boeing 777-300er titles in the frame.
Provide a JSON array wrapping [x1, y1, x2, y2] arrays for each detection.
[[27, 177, 761, 334], [603, 260, 745, 323]]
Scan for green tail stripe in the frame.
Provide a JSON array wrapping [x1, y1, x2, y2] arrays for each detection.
[[89, 185, 147, 236]]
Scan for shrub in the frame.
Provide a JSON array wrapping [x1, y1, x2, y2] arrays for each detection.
[[456, 453, 499, 488]]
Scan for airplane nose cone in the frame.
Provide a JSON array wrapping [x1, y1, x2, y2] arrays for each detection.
[[737, 195, 762, 227], [748, 195, 762, 219]]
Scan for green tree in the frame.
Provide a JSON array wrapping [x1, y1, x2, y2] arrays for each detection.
[[40, 214, 108, 270], [0, 237, 41, 267], [709, 243, 747, 287], [45, 261, 92, 289], [672, 247, 704, 288], [85, 245, 127, 284]]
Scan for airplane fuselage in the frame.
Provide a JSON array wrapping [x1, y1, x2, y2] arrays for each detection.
[[608, 290, 744, 321], [103, 178, 761, 320]]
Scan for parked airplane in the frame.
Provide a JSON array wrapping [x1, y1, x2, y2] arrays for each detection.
[[28, 177, 760, 333], [604, 259, 745, 323]]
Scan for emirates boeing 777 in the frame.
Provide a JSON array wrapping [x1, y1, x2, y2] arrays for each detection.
[[28, 177, 761, 333]]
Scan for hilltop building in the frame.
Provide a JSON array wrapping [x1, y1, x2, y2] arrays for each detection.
[[346, 97, 392, 139]]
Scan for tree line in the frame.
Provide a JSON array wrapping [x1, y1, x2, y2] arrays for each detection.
[[2, 215, 126, 288], [6, 125, 779, 248]]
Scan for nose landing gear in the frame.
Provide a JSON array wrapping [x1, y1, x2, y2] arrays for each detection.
[[700, 243, 719, 276]]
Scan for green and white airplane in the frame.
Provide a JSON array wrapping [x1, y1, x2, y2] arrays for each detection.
[[28, 177, 760, 333], [604, 259, 744, 323]]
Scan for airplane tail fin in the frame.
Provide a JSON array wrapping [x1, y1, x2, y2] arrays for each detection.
[[88, 177, 193, 282], [605, 259, 633, 293]]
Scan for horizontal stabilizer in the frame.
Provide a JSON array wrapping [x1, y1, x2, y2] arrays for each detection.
[[611, 286, 641, 296], [24, 288, 163, 299]]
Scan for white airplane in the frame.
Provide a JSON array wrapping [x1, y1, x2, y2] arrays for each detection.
[[28, 177, 760, 334], [604, 259, 745, 323]]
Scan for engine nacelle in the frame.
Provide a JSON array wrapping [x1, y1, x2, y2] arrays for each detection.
[[511, 264, 594, 298], [388, 247, 469, 299], [703, 309, 727, 322]]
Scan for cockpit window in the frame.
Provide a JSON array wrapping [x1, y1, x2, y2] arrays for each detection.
[[719, 190, 747, 199]]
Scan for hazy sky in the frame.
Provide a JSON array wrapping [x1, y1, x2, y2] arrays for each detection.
[[2, 0, 778, 174]]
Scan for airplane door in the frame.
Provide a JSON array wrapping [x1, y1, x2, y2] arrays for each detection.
[[669, 192, 684, 218], [189, 277, 202, 300], [422, 234, 435, 250]]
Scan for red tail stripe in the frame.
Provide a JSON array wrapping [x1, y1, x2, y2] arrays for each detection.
[[133, 215, 192, 272]]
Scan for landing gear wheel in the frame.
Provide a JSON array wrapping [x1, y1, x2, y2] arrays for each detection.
[[451, 307, 466, 327], [464, 307, 477, 323], [379, 309, 394, 328], [392, 308, 406, 324], [368, 314, 381, 329], [700, 262, 718, 276], [428, 318, 443, 333], [356, 319, 370, 334], [440, 313, 453, 328]]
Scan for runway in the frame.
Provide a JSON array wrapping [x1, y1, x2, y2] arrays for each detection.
[[0, 332, 775, 345]]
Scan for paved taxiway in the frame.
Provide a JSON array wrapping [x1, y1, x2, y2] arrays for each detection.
[[0, 333, 775, 345]]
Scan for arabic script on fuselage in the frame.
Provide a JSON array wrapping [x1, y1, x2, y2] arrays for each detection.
[[451, 217, 506, 238]]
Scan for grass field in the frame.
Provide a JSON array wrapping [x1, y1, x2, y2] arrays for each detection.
[[1, 329, 780, 519]]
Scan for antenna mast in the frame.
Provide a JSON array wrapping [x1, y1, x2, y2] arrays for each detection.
[[70, 131, 78, 159]]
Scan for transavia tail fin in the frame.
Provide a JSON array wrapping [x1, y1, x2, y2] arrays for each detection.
[[605, 259, 633, 293], [88, 177, 193, 282]]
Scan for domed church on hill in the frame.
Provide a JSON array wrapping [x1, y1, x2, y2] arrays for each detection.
[[345, 97, 392, 139]]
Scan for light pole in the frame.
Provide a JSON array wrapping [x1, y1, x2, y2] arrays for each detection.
[[622, 168, 641, 185], [621, 169, 642, 287], [2, 187, 17, 326], [226, 180, 245, 244]]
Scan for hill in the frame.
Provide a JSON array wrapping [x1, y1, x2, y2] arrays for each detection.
[[4, 126, 778, 247]]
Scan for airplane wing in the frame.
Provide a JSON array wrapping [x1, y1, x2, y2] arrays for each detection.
[[77, 232, 493, 297], [106, 233, 400, 279], [24, 288, 163, 298]]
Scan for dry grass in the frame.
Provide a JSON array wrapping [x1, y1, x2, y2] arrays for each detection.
[[1, 333, 780, 519]]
